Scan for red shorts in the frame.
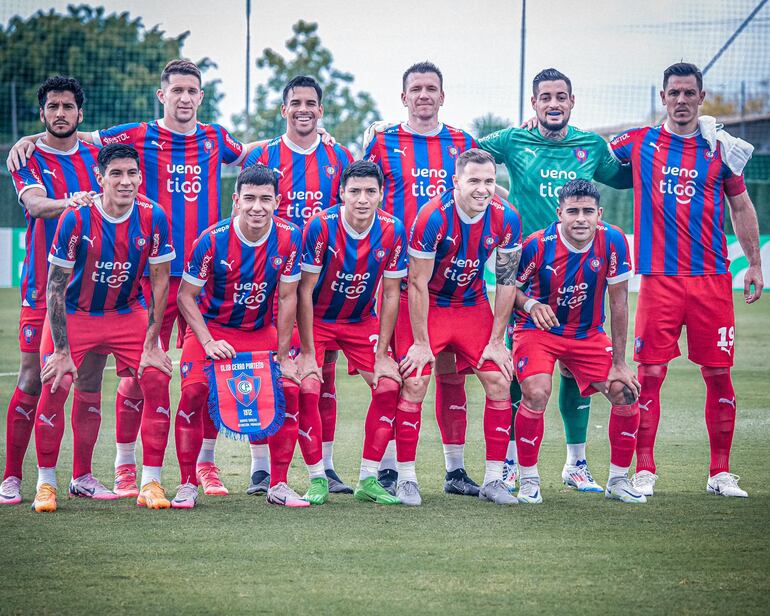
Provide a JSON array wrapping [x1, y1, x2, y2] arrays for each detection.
[[634, 274, 735, 367], [512, 329, 613, 396], [180, 323, 278, 387], [40, 311, 148, 377], [141, 276, 185, 351], [18, 306, 46, 354], [395, 294, 498, 376], [313, 318, 378, 374]]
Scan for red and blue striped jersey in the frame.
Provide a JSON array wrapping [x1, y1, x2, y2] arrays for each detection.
[[609, 124, 746, 276], [364, 123, 477, 229], [243, 135, 353, 228], [408, 190, 522, 308], [92, 120, 246, 276], [48, 195, 174, 316], [11, 139, 101, 309], [515, 221, 632, 339], [182, 216, 302, 332], [301, 206, 407, 323]]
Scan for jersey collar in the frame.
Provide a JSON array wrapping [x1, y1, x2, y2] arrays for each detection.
[[401, 122, 444, 137], [453, 191, 486, 225], [557, 223, 592, 254], [233, 215, 272, 247], [281, 133, 321, 154], [35, 138, 80, 156], [92, 194, 134, 224], [340, 206, 376, 239], [662, 121, 699, 139], [157, 118, 198, 136]]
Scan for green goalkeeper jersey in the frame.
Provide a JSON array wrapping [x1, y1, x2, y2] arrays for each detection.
[[479, 125, 631, 236]]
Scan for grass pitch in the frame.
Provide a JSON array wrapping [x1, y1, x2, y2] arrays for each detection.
[[0, 288, 768, 615]]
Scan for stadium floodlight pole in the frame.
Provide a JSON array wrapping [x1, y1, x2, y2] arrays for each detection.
[[245, 0, 251, 134], [518, 0, 527, 126], [702, 0, 768, 76]]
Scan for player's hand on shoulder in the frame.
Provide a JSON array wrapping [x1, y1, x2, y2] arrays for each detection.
[[521, 116, 538, 130], [6, 136, 37, 173], [529, 302, 559, 330], [278, 356, 300, 384], [373, 354, 402, 388], [478, 339, 513, 381], [399, 342, 434, 378], [744, 263, 763, 304], [41, 350, 78, 393], [317, 127, 336, 146], [139, 345, 173, 377], [202, 339, 236, 361], [296, 351, 322, 382], [68, 191, 97, 208]]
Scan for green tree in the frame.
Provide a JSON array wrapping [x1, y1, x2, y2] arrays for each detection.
[[470, 113, 511, 139], [0, 4, 222, 145], [233, 20, 379, 152]]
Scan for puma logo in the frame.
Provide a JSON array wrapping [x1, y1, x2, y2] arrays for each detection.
[[650, 142, 662, 153], [620, 430, 638, 439], [401, 420, 420, 430], [43, 168, 57, 179], [512, 400, 521, 410], [495, 426, 512, 436], [576, 404, 590, 410], [321, 393, 336, 400], [81, 235, 96, 247], [272, 167, 285, 179], [638, 400, 652, 412], [151, 140, 165, 151], [86, 406, 101, 415], [393, 146, 407, 157], [719, 346, 733, 356], [38, 413, 56, 428], [448, 404, 466, 411], [15, 406, 33, 421], [445, 235, 458, 246], [524, 147, 537, 156], [327, 246, 340, 258], [178, 410, 195, 424], [718, 397, 736, 408], [379, 416, 395, 426], [220, 259, 235, 272], [298, 426, 313, 441], [545, 265, 559, 275], [284, 411, 299, 422], [155, 406, 170, 418], [123, 399, 142, 413], [519, 435, 539, 447]]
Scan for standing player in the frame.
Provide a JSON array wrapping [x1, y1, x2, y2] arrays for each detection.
[[297, 160, 406, 506], [609, 63, 763, 497], [175, 164, 306, 509], [31, 144, 175, 512], [479, 68, 633, 493], [364, 62, 480, 496], [396, 149, 522, 506], [1, 77, 108, 506], [7, 60, 248, 498], [511, 179, 645, 504], [242, 76, 354, 495]]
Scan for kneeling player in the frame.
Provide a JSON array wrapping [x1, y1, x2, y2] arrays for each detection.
[[512, 179, 644, 504], [175, 163, 307, 509], [396, 149, 522, 506], [33, 143, 174, 512], [297, 160, 406, 505]]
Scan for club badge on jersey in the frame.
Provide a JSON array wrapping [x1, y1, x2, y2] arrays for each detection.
[[204, 351, 285, 440]]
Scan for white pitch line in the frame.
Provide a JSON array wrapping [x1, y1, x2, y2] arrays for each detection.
[[0, 360, 180, 378]]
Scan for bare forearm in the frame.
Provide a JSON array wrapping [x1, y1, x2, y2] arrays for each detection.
[[145, 266, 169, 348], [377, 285, 400, 357], [276, 291, 297, 360], [23, 193, 69, 219], [46, 266, 71, 352], [408, 280, 430, 344], [491, 284, 516, 342], [730, 194, 761, 266], [608, 286, 629, 364], [296, 279, 316, 355], [177, 291, 213, 346]]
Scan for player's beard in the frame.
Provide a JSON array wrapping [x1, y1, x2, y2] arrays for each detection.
[[44, 118, 78, 139], [539, 114, 569, 133]]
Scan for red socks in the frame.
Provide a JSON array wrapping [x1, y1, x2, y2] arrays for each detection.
[[483, 397, 511, 462], [4, 388, 38, 479], [298, 378, 323, 466], [71, 389, 102, 478], [319, 362, 337, 442], [608, 402, 640, 468], [115, 377, 143, 445], [362, 378, 400, 462], [137, 369, 171, 468], [34, 375, 74, 469], [395, 398, 422, 464], [513, 402, 545, 467], [268, 379, 300, 486], [635, 364, 667, 473], [702, 367, 736, 476], [175, 384, 207, 484], [435, 373, 467, 446]]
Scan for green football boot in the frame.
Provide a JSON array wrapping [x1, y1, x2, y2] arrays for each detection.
[[354, 476, 401, 505], [303, 477, 329, 505]]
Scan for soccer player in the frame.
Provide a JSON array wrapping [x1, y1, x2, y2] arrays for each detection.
[[175, 163, 306, 509], [609, 63, 763, 497], [7, 60, 248, 498], [478, 68, 633, 493], [31, 143, 175, 512], [396, 148, 522, 506], [297, 160, 406, 506], [511, 179, 645, 504], [1, 76, 108, 506], [364, 61, 481, 496], [242, 75, 354, 495]]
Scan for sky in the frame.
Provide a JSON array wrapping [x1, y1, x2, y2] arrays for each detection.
[[3, 0, 769, 133]]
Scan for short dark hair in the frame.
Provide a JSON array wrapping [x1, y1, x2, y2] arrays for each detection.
[[97, 144, 140, 174], [237, 163, 278, 195], [340, 160, 384, 189], [532, 68, 572, 96], [402, 61, 443, 91], [37, 76, 85, 109], [161, 59, 202, 87], [282, 75, 323, 105], [455, 148, 496, 175], [558, 179, 601, 206], [663, 62, 703, 91]]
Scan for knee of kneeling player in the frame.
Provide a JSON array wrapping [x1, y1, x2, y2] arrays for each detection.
[[607, 381, 635, 406], [17, 364, 42, 395], [401, 376, 429, 402], [300, 376, 321, 395]]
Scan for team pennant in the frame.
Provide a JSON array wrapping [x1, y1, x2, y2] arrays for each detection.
[[204, 350, 285, 440]]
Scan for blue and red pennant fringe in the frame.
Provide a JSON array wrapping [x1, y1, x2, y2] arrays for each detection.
[[204, 350, 286, 440]]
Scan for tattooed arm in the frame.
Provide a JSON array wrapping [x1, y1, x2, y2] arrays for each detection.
[[138, 262, 172, 377], [40, 264, 77, 392]]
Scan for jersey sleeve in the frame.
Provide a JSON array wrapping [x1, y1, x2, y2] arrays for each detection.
[[363, 129, 383, 167], [516, 234, 541, 288], [148, 206, 176, 265], [281, 226, 303, 283], [606, 226, 633, 285], [408, 207, 444, 259], [337, 145, 355, 170], [383, 219, 408, 279], [593, 138, 634, 189], [48, 208, 81, 269], [477, 128, 512, 164], [608, 128, 640, 165], [300, 215, 327, 274], [182, 231, 215, 287], [723, 162, 748, 197], [242, 143, 267, 169], [91, 122, 143, 147], [215, 124, 247, 166], [498, 201, 523, 253], [11, 160, 44, 204]]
